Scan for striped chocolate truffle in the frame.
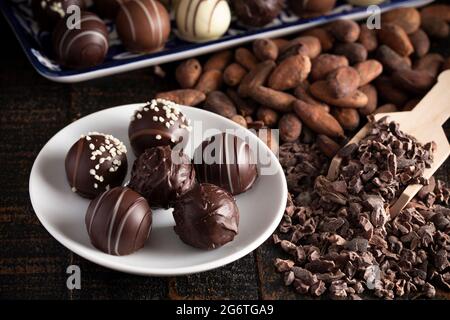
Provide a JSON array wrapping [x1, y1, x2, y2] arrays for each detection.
[[176, 0, 231, 43], [65, 132, 128, 199], [116, 0, 171, 53], [128, 99, 191, 156], [93, 0, 131, 19], [32, 0, 86, 30], [86, 187, 152, 256], [193, 133, 258, 195], [52, 11, 109, 69]]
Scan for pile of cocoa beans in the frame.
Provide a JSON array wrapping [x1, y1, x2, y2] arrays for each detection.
[[156, 4, 450, 157]]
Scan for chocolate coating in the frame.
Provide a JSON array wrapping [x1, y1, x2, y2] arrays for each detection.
[[173, 183, 239, 250], [128, 146, 196, 208], [193, 133, 258, 195], [85, 187, 152, 256], [93, 0, 131, 19], [230, 0, 284, 27], [53, 11, 109, 69], [128, 99, 191, 157], [116, 0, 171, 53], [65, 132, 128, 199], [32, 0, 86, 30]]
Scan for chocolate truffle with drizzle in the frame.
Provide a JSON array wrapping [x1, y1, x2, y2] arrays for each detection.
[[65, 132, 128, 199], [128, 99, 192, 156]]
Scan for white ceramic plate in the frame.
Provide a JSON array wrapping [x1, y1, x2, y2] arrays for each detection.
[[29, 104, 287, 276]]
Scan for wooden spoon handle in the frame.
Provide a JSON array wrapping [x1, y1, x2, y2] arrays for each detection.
[[411, 70, 450, 127]]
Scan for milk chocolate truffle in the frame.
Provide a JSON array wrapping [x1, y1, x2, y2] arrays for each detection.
[[128, 99, 191, 156], [93, 0, 131, 19], [176, 0, 231, 43], [65, 132, 128, 199], [32, 0, 86, 30], [193, 133, 258, 195], [173, 183, 239, 250], [116, 0, 171, 53], [53, 11, 109, 69], [230, 0, 284, 27], [128, 146, 196, 208], [86, 187, 152, 256]]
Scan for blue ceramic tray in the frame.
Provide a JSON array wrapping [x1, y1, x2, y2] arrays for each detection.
[[0, 0, 434, 83]]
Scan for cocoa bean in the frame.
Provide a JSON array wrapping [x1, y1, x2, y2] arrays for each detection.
[[204, 91, 237, 119], [326, 66, 361, 99], [283, 36, 322, 59], [354, 60, 383, 87], [421, 16, 450, 39], [279, 113, 302, 142], [329, 20, 360, 43], [156, 89, 206, 106], [293, 85, 330, 112], [231, 114, 247, 128], [374, 76, 408, 106], [358, 84, 378, 116], [414, 53, 444, 78], [238, 60, 276, 97], [195, 69, 223, 94], [358, 24, 378, 52], [223, 63, 247, 87], [316, 135, 340, 158], [409, 29, 430, 58], [376, 45, 411, 73], [268, 54, 312, 91], [253, 39, 279, 61], [293, 100, 344, 138], [302, 28, 334, 52], [378, 23, 414, 57], [272, 38, 290, 51], [175, 59, 202, 89], [381, 7, 421, 34], [226, 89, 256, 116], [247, 120, 265, 130], [373, 103, 398, 115], [421, 4, 450, 22], [311, 54, 349, 81], [334, 43, 368, 64], [332, 107, 360, 131], [249, 86, 296, 113], [204, 50, 232, 71], [257, 107, 279, 127], [235, 48, 259, 70], [392, 69, 435, 94], [309, 81, 368, 109]]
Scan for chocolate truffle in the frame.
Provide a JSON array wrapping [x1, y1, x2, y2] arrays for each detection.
[[93, 0, 131, 20], [86, 187, 152, 256], [193, 133, 258, 195], [176, 0, 231, 43], [230, 0, 284, 27], [52, 11, 109, 69], [128, 99, 191, 157], [32, 0, 86, 30], [116, 0, 171, 53], [173, 183, 239, 250], [128, 146, 196, 208], [65, 132, 128, 199], [288, 0, 336, 17]]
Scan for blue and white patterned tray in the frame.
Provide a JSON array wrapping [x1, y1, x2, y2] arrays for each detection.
[[1, 0, 434, 83]]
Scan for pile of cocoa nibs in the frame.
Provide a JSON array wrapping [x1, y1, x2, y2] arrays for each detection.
[[275, 117, 450, 299]]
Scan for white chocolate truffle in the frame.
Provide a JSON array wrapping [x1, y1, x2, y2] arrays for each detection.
[[176, 0, 231, 43]]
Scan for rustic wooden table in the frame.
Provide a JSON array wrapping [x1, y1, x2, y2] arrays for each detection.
[[1, 14, 449, 300]]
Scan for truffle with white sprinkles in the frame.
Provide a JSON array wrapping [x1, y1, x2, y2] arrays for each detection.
[[128, 99, 192, 156], [65, 132, 128, 199]]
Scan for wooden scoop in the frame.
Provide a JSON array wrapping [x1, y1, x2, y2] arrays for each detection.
[[327, 70, 450, 217]]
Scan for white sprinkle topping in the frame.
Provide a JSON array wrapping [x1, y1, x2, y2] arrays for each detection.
[[156, 135, 162, 140], [94, 183, 98, 189], [71, 187, 77, 192], [89, 143, 95, 150], [153, 116, 158, 121], [89, 169, 96, 175], [136, 113, 142, 119]]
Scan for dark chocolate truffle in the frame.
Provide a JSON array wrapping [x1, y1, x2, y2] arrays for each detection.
[[173, 183, 239, 250], [230, 0, 284, 27], [32, 0, 86, 30], [65, 132, 128, 199], [116, 0, 171, 53], [128, 99, 191, 157], [288, 0, 336, 17], [93, 0, 131, 19], [193, 133, 258, 195], [128, 146, 196, 208], [86, 187, 152, 256], [53, 11, 109, 69]]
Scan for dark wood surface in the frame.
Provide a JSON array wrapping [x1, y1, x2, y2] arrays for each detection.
[[1, 13, 449, 300]]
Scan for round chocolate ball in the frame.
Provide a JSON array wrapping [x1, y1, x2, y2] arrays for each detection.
[[128, 99, 191, 157], [116, 0, 171, 53], [230, 0, 284, 27], [193, 133, 258, 195], [93, 0, 131, 19], [288, 0, 336, 17], [128, 145, 196, 208], [176, 0, 231, 43], [173, 183, 239, 250], [86, 187, 152, 256], [65, 132, 128, 199], [32, 0, 86, 31], [53, 11, 109, 69]]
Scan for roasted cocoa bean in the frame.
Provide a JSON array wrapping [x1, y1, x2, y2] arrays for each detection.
[[378, 23, 414, 57], [175, 59, 202, 89], [358, 84, 378, 116], [204, 50, 233, 71], [358, 24, 378, 52], [310, 81, 368, 109], [354, 60, 383, 87], [316, 134, 340, 158], [326, 67, 361, 99], [223, 63, 247, 87], [279, 113, 303, 142], [311, 54, 349, 81], [204, 91, 237, 119], [381, 7, 421, 34], [238, 60, 276, 97], [235, 48, 259, 70], [253, 38, 279, 61], [269, 54, 312, 90], [195, 69, 223, 94], [409, 29, 430, 58], [332, 107, 360, 131], [156, 89, 206, 106], [257, 107, 279, 127], [334, 43, 368, 65], [329, 20, 360, 43]]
